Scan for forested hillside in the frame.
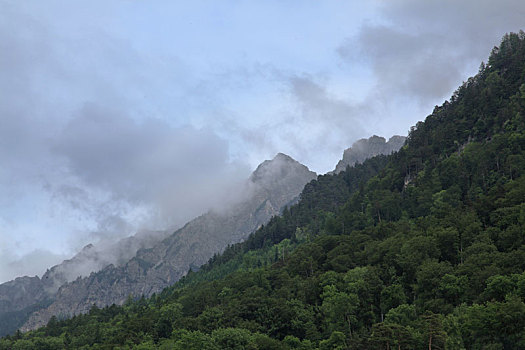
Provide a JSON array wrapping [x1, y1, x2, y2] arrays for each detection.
[[2, 31, 525, 350]]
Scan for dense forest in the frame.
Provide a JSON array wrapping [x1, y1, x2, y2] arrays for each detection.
[[2, 31, 525, 349]]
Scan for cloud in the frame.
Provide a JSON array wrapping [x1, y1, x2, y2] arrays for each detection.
[[52, 103, 251, 230], [0, 249, 69, 283], [214, 73, 370, 174], [349, 27, 465, 104], [0, 101, 250, 282], [0, 3, 251, 282], [287, 75, 367, 152], [339, 0, 525, 107]]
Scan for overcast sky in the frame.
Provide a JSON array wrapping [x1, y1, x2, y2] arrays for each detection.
[[1, 0, 524, 283]]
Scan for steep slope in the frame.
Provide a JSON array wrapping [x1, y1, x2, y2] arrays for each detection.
[[333, 135, 406, 173], [21, 153, 316, 330]]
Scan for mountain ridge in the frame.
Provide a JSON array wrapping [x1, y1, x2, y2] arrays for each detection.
[[20, 152, 317, 331]]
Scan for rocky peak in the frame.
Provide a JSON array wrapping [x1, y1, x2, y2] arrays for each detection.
[[250, 153, 315, 189], [333, 135, 406, 173], [248, 153, 316, 213], [80, 243, 94, 252]]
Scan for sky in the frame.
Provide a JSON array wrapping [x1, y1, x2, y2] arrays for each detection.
[[1, 0, 524, 283]]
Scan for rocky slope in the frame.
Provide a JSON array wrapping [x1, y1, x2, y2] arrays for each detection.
[[21, 153, 316, 330], [333, 135, 406, 173], [0, 229, 167, 336], [0, 237, 167, 336], [41, 230, 169, 293], [0, 276, 49, 317]]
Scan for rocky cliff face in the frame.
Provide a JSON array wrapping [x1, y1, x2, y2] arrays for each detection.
[[0, 229, 168, 336], [21, 153, 316, 331], [40, 230, 169, 293], [333, 135, 406, 174], [0, 276, 48, 316]]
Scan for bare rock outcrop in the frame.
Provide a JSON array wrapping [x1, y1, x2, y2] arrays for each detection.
[[333, 135, 406, 174]]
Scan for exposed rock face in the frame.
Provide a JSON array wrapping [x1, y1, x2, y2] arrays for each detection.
[[333, 135, 406, 174], [0, 276, 54, 336], [21, 153, 316, 331], [40, 230, 169, 293], [0, 277, 48, 315], [0, 230, 168, 336]]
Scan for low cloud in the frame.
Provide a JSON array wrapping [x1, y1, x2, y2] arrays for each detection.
[[0, 249, 69, 283], [284, 75, 367, 167], [0, 101, 251, 282], [52, 103, 251, 231], [0, 3, 250, 283], [340, 0, 525, 108]]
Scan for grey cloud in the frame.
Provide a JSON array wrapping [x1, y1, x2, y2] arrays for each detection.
[[339, 0, 525, 107], [284, 75, 368, 169], [211, 72, 370, 173], [0, 100, 251, 282], [0, 3, 251, 282], [52, 103, 251, 230], [347, 27, 465, 104], [0, 249, 68, 283], [289, 75, 362, 126]]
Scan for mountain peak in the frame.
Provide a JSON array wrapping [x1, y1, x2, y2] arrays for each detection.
[[333, 134, 406, 173], [273, 152, 294, 162], [81, 243, 94, 252], [250, 153, 315, 185]]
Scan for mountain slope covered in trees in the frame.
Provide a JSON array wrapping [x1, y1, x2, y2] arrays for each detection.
[[2, 31, 525, 350]]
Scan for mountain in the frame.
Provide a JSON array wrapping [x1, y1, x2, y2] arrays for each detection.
[[333, 135, 406, 173], [42, 230, 170, 292], [2, 31, 524, 349], [20, 153, 316, 331], [0, 229, 168, 336]]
